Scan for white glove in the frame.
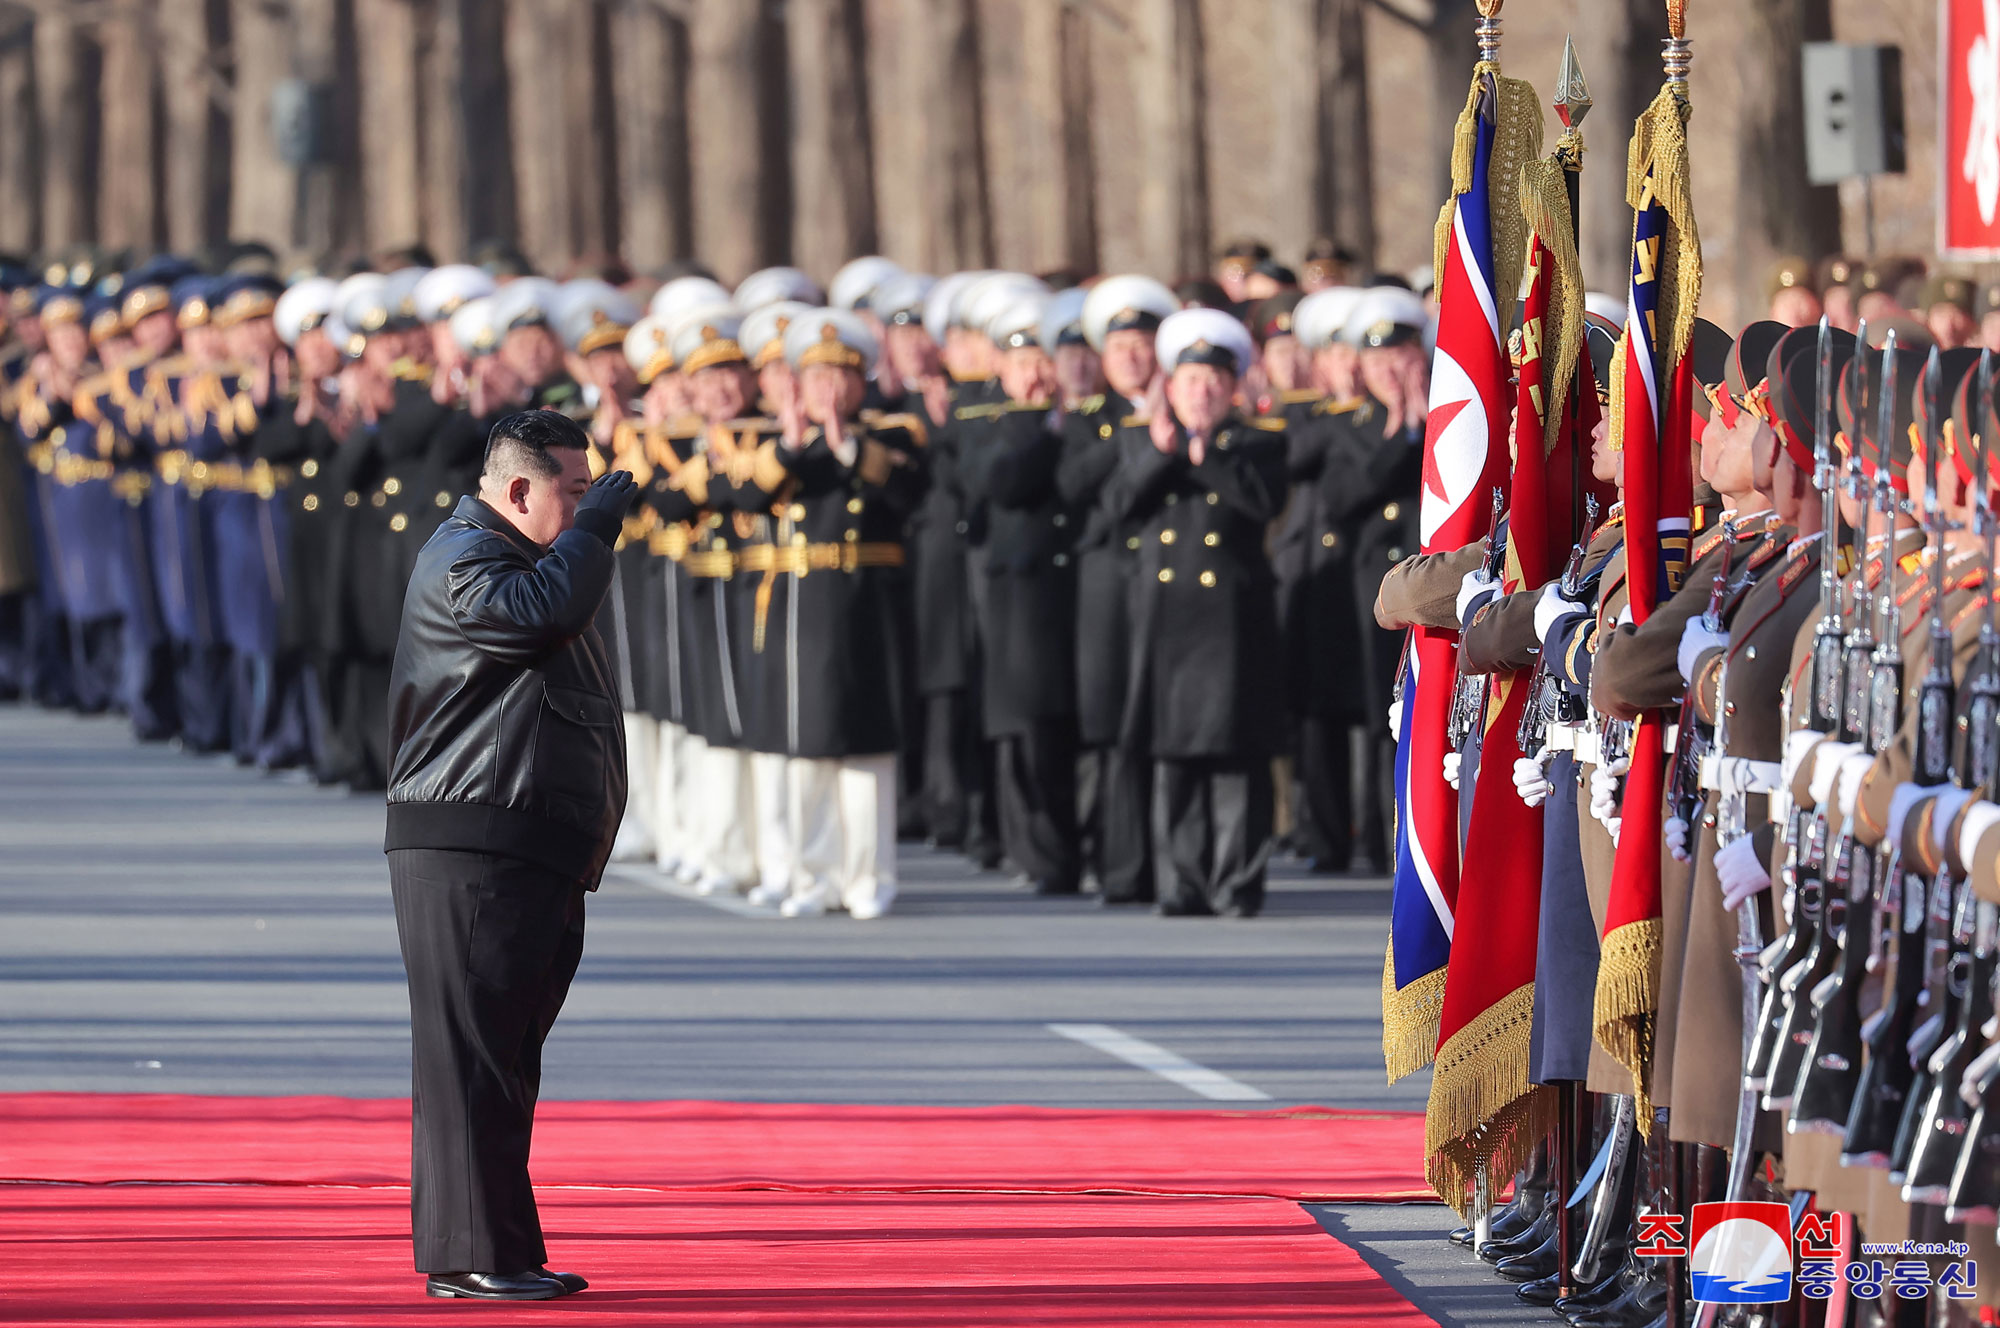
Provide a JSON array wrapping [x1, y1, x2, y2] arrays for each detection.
[[1533, 582, 1586, 641], [1665, 815, 1690, 863], [1443, 750, 1462, 790], [1960, 801, 2000, 881], [1884, 782, 1926, 849], [1676, 619, 1727, 684], [1929, 786, 1977, 857], [1513, 756, 1552, 808], [1387, 697, 1403, 737], [1962, 1038, 2000, 1109], [1714, 833, 1772, 911], [1806, 740, 1860, 807], [1457, 568, 1499, 625], [1834, 752, 1874, 818], [1781, 729, 1822, 790], [1589, 760, 1626, 825]]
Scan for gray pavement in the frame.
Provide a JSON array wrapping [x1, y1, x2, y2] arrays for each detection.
[[0, 702, 1550, 1323]]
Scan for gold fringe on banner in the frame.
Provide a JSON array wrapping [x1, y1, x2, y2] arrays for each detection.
[[1432, 64, 1545, 337], [1516, 157, 1583, 460], [1423, 982, 1557, 1214], [1625, 83, 1702, 373], [1382, 946, 1448, 1083], [1593, 914, 1663, 1130]]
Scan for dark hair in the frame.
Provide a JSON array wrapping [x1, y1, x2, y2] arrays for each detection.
[[483, 409, 591, 481]]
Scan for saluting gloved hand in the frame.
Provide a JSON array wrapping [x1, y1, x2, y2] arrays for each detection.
[[1533, 581, 1587, 642], [571, 469, 640, 547], [1456, 567, 1499, 628], [1675, 618, 1727, 684], [1513, 756, 1552, 808], [1386, 697, 1403, 737], [1713, 834, 1772, 910], [1443, 751, 1462, 790], [1806, 740, 1860, 808], [1664, 815, 1690, 863]]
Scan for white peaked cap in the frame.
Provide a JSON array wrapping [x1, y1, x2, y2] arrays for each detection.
[[649, 275, 733, 324], [829, 256, 903, 311], [413, 264, 496, 323], [1156, 307, 1254, 375], [274, 277, 340, 347], [1081, 275, 1179, 351]]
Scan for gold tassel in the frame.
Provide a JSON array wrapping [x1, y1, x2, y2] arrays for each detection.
[[1517, 156, 1584, 460], [1424, 982, 1556, 1215], [1593, 915, 1662, 1128], [1381, 946, 1447, 1083], [1432, 64, 1543, 360]]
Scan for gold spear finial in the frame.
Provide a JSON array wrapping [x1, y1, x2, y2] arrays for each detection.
[[1475, 0, 1502, 65], [1554, 35, 1592, 132], [1663, 0, 1691, 87]]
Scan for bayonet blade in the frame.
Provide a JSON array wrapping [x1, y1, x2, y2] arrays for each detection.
[[1555, 36, 1592, 130]]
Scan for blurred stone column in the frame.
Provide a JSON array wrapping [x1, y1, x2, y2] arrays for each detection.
[[228, 0, 292, 249], [788, 0, 876, 277], [688, 0, 788, 281], [0, 8, 41, 254], [1734, 0, 1839, 308], [456, 0, 516, 256], [33, 4, 93, 250], [355, 0, 421, 254], [1055, 0, 1097, 274], [925, 0, 990, 271], [1324, 0, 1376, 271], [415, 0, 465, 260], [96, 3, 161, 252], [611, 0, 691, 271], [1134, 0, 1208, 278], [158, 0, 227, 253]]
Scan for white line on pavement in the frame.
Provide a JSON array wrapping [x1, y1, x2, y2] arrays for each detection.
[[1046, 1022, 1273, 1101]]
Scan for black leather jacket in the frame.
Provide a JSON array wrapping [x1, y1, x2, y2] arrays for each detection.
[[384, 496, 626, 886]]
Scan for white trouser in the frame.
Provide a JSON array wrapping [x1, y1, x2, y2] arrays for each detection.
[[749, 750, 795, 899], [610, 712, 659, 862], [788, 753, 898, 914], [697, 742, 758, 889], [652, 721, 695, 873]]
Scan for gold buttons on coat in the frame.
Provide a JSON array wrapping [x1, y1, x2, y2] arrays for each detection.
[[1203, 532, 1219, 547], [789, 503, 806, 520], [1099, 423, 1113, 438], [302, 494, 319, 512], [343, 491, 359, 507], [1321, 532, 1336, 548], [371, 491, 387, 507], [1199, 570, 1217, 587], [300, 459, 319, 479], [1206, 492, 1219, 505], [435, 491, 451, 507], [1158, 568, 1174, 583], [1160, 529, 1176, 545], [1126, 537, 1141, 550], [383, 477, 402, 496], [1386, 546, 1403, 562], [1383, 501, 1400, 520], [389, 514, 409, 532], [846, 498, 864, 514]]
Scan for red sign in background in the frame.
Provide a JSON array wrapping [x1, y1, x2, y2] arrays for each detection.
[[1944, 0, 2000, 257]]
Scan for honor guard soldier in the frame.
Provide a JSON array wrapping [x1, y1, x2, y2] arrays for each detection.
[[1106, 307, 1286, 916], [412, 264, 496, 409], [485, 278, 587, 419], [1060, 275, 1177, 903], [761, 307, 925, 917]]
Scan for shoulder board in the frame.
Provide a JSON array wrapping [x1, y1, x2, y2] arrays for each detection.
[[954, 402, 1004, 421], [1898, 550, 1925, 575], [1952, 593, 1994, 633], [1278, 388, 1321, 405], [1778, 554, 1815, 598], [1246, 416, 1286, 432], [1001, 399, 1051, 414], [1119, 414, 1148, 428], [1313, 396, 1364, 416], [727, 416, 778, 430], [869, 411, 929, 446], [1075, 394, 1105, 415]]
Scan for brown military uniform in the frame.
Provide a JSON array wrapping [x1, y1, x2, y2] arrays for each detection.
[[1374, 540, 1484, 632]]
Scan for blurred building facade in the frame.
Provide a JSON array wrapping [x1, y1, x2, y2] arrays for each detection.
[[0, 0, 1934, 326]]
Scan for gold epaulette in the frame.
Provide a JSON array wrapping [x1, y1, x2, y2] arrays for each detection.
[[1246, 416, 1286, 432], [1119, 414, 1148, 428], [749, 438, 791, 493], [869, 411, 929, 447], [390, 358, 432, 384], [955, 401, 1005, 421], [1000, 398, 1051, 414], [1278, 388, 1321, 405], [1074, 394, 1105, 415]]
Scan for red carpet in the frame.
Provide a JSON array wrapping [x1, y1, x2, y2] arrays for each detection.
[[0, 1095, 1435, 1326]]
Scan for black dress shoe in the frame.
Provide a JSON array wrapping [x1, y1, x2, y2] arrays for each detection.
[[1479, 1206, 1553, 1262], [1447, 1225, 1475, 1247], [1032, 876, 1081, 895], [1493, 1225, 1559, 1282], [1555, 1260, 1642, 1318], [1514, 1269, 1565, 1306], [1568, 1274, 1665, 1328], [532, 1266, 588, 1294], [425, 1271, 565, 1300]]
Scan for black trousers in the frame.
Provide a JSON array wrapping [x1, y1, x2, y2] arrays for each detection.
[[1295, 714, 1354, 869], [389, 849, 587, 1274], [1078, 744, 1153, 902], [1152, 756, 1274, 915], [995, 718, 1081, 890]]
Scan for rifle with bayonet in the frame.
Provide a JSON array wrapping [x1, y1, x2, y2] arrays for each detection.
[[1769, 336, 1904, 1108], [1447, 486, 1508, 752], [1517, 495, 1600, 762]]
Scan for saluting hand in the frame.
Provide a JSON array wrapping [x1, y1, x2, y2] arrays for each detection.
[[920, 374, 951, 428], [571, 469, 641, 547], [1146, 379, 1176, 456]]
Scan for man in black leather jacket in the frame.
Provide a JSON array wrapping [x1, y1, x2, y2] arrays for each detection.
[[383, 409, 637, 1302]]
